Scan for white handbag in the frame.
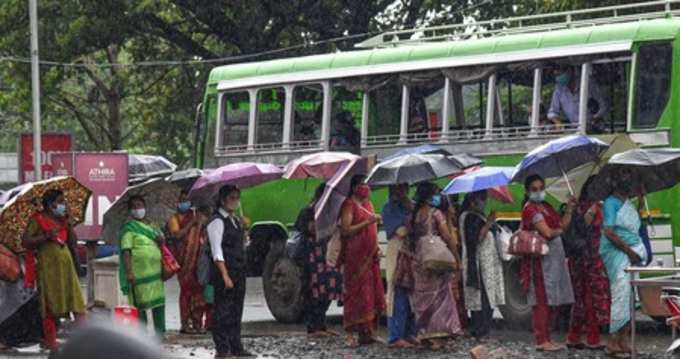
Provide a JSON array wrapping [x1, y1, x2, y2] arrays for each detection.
[[494, 225, 516, 262]]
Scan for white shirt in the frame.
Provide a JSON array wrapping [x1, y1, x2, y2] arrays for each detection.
[[206, 208, 240, 262], [547, 78, 608, 124]]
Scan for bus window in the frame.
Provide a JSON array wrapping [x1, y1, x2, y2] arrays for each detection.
[[256, 87, 285, 147], [222, 92, 250, 147], [293, 84, 323, 144], [368, 81, 402, 143], [591, 61, 630, 134], [459, 82, 487, 129], [408, 78, 445, 139], [633, 42, 672, 129], [497, 71, 532, 128], [331, 86, 363, 152]]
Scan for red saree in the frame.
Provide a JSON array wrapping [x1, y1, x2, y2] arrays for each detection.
[[340, 199, 386, 335]]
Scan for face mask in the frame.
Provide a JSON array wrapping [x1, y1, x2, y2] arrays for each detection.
[[131, 208, 146, 220], [529, 191, 546, 203], [556, 72, 571, 86], [178, 201, 192, 213], [53, 203, 67, 217], [355, 184, 370, 199], [430, 194, 442, 208]]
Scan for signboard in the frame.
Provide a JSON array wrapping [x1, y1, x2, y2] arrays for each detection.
[[51, 152, 129, 240], [18, 133, 73, 183]]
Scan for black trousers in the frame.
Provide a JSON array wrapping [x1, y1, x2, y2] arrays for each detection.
[[212, 271, 246, 355], [304, 299, 331, 333], [469, 279, 493, 339]]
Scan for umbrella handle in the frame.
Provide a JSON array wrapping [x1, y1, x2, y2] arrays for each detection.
[[561, 169, 575, 197], [643, 195, 656, 237]]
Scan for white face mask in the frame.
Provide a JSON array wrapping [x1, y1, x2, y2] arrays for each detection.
[[529, 191, 546, 203], [130, 208, 146, 220]]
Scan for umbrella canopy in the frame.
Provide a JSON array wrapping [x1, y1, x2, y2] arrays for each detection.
[[128, 154, 177, 183], [188, 162, 283, 203], [314, 156, 368, 239], [366, 153, 462, 187], [0, 176, 92, 253], [443, 166, 514, 195], [512, 134, 610, 188], [546, 134, 638, 203], [448, 153, 484, 170], [590, 148, 680, 200], [383, 144, 451, 161], [283, 152, 360, 179], [166, 168, 208, 191], [0, 183, 31, 208], [102, 178, 181, 244]]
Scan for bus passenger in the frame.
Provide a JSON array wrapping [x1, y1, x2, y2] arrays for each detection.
[[382, 183, 417, 348], [339, 175, 385, 347], [294, 183, 342, 337], [547, 66, 608, 132], [330, 111, 360, 153], [520, 174, 575, 352]]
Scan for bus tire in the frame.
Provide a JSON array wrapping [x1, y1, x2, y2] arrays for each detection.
[[498, 260, 533, 330], [262, 240, 305, 323]]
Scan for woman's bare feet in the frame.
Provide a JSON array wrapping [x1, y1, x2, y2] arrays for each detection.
[[389, 339, 414, 349], [346, 335, 359, 348], [429, 338, 446, 350], [536, 342, 564, 352]]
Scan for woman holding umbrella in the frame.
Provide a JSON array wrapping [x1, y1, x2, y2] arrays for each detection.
[[600, 172, 647, 357], [338, 174, 385, 347], [118, 195, 166, 335], [520, 174, 575, 352], [22, 189, 86, 352]]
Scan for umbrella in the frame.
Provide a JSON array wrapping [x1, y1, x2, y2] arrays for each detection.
[[590, 148, 680, 201], [443, 166, 515, 195], [101, 178, 181, 244], [512, 134, 609, 194], [188, 162, 283, 203], [366, 154, 462, 187], [283, 152, 360, 179], [383, 144, 451, 161], [546, 134, 638, 203], [0, 176, 92, 253], [128, 154, 177, 183], [0, 183, 31, 208], [314, 156, 369, 239], [166, 168, 208, 191], [448, 153, 484, 170]]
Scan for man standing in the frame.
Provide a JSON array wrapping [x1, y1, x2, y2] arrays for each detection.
[[547, 66, 609, 133], [382, 183, 418, 348]]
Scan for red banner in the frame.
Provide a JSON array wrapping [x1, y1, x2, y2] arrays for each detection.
[[51, 152, 129, 240], [18, 133, 73, 183]]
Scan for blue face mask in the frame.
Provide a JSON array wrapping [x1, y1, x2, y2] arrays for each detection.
[[556, 72, 571, 86], [53, 203, 67, 217], [178, 201, 192, 213], [431, 194, 442, 208]]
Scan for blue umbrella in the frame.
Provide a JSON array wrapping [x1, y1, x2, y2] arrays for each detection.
[[442, 166, 515, 195], [512, 135, 609, 194], [384, 144, 451, 161]]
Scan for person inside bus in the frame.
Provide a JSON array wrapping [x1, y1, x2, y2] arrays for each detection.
[[330, 111, 360, 152], [547, 65, 609, 133]]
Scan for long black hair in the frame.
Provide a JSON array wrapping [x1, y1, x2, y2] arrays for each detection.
[[408, 182, 438, 250], [461, 190, 487, 214], [579, 175, 598, 204], [348, 174, 366, 197], [42, 189, 63, 210], [216, 184, 240, 209], [522, 174, 545, 206]]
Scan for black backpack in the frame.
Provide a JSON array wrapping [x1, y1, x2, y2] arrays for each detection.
[[562, 207, 590, 259]]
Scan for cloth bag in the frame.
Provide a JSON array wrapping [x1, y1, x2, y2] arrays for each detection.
[[508, 230, 549, 257], [418, 210, 457, 273], [494, 225, 516, 262], [160, 243, 181, 281], [325, 226, 342, 267], [0, 244, 20, 282]]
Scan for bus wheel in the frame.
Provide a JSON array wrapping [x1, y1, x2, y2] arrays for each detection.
[[262, 241, 305, 323], [498, 260, 532, 330]]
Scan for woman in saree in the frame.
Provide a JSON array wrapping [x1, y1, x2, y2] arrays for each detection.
[[566, 176, 610, 351], [459, 190, 505, 339], [406, 182, 462, 349], [167, 191, 210, 334], [520, 174, 575, 352], [338, 174, 385, 347], [22, 189, 86, 352], [600, 174, 647, 357], [118, 195, 166, 335]]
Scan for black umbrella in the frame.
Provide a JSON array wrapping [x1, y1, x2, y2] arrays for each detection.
[[166, 168, 207, 191], [591, 148, 680, 200], [366, 154, 462, 186], [448, 153, 483, 169], [128, 154, 177, 183]]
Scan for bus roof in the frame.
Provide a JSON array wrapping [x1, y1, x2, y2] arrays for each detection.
[[206, 18, 680, 96]]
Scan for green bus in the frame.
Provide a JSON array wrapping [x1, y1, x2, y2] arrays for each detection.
[[194, 1, 680, 325]]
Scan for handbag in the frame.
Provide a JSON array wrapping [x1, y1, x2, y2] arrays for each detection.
[[0, 244, 20, 282], [197, 239, 213, 286], [325, 226, 342, 267], [508, 230, 549, 257], [286, 231, 306, 260], [393, 248, 415, 289], [419, 210, 457, 273], [494, 225, 516, 262], [562, 209, 589, 259], [160, 243, 181, 281]]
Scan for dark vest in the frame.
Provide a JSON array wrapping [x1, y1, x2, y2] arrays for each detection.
[[211, 212, 246, 278]]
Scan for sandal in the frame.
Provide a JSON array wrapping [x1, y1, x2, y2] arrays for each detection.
[[346, 336, 359, 348], [585, 343, 606, 350], [389, 339, 414, 349], [536, 342, 564, 352]]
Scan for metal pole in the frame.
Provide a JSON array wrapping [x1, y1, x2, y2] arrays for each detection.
[[530, 67, 542, 137], [29, 0, 41, 181], [578, 62, 591, 135]]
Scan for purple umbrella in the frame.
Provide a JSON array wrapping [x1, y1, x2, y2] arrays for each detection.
[[188, 162, 283, 203], [314, 157, 369, 239]]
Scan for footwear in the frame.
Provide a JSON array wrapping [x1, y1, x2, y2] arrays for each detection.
[[388, 339, 414, 349], [585, 342, 606, 350], [567, 342, 585, 350], [536, 342, 564, 352], [346, 336, 359, 348]]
